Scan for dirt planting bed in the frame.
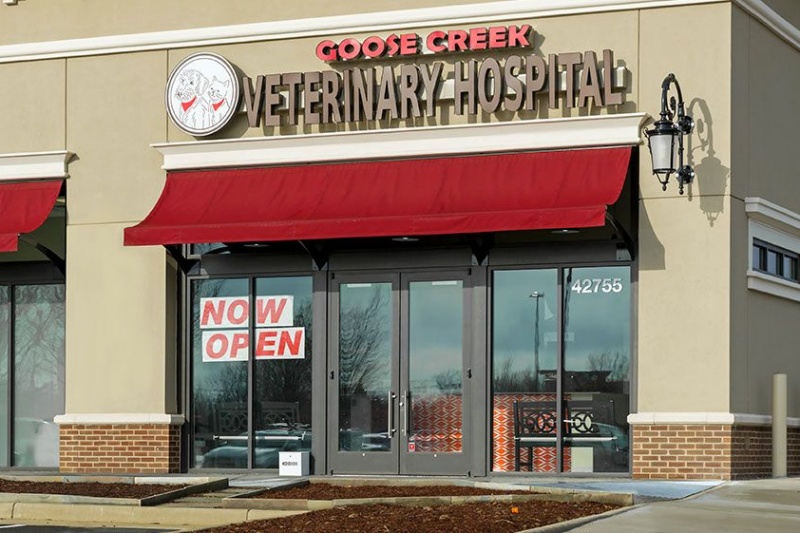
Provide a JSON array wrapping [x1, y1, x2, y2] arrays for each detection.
[[204, 499, 619, 533], [0, 479, 186, 499]]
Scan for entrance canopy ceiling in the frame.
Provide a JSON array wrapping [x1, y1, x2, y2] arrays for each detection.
[[123, 148, 631, 246], [0, 180, 63, 252]]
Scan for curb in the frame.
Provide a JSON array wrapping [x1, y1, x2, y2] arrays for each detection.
[[0, 502, 306, 527]]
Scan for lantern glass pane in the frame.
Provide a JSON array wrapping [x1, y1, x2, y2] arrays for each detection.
[[649, 133, 677, 173]]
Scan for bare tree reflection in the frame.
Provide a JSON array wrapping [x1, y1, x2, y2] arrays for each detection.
[[493, 357, 539, 393], [338, 287, 389, 396]]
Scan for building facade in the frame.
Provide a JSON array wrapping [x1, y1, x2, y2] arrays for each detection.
[[0, 0, 798, 480]]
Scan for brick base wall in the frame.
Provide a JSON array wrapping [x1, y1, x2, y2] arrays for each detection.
[[59, 424, 181, 474], [633, 424, 800, 480]]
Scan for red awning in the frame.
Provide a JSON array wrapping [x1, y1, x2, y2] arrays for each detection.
[[0, 180, 62, 252], [124, 148, 631, 246]]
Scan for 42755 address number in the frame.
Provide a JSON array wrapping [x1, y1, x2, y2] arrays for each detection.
[[570, 278, 624, 294]]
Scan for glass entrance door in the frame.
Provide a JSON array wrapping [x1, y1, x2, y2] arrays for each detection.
[[328, 271, 471, 475]]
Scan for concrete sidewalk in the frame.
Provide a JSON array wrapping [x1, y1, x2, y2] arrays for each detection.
[[564, 477, 800, 533]]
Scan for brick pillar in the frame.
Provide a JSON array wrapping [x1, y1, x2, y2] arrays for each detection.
[[57, 418, 182, 474]]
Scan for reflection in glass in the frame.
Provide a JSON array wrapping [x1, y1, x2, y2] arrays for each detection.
[[563, 266, 630, 473], [13, 285, 65, 468], [0, 287, 8, 467], [191, 278, 249, 468], [408, 280, 462, 454], [492, 269, 557, 472], [338, 283, 392, 452], [253, 277, 313, 467]]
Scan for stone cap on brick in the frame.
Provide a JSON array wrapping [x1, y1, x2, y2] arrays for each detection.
[[54, 413, 185, 425]]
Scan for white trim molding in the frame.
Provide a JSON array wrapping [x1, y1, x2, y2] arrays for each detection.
[[628, 412, 800, 427], [747, 270, 800, 303], [0, 1, 796, 64], [745, 197, 800, 302], [54, 413, 185, 426], [745, 197, 800, 237], [154, 113, 647, 170], [0, 150, 73, 181]]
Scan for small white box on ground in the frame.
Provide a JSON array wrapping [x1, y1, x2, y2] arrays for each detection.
[[279, 451, 310, 476]]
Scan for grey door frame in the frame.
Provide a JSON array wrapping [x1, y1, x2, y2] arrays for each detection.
[[327, 267, 475, 475]]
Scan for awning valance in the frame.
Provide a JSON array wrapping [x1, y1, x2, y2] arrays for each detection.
[[0, 180, 62, 252], [124, 148, 631, 246]]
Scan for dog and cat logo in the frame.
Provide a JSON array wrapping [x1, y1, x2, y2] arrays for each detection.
[[166, 53, 240, 136]]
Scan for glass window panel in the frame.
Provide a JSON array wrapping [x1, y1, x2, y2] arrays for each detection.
[[766, 250, 780, 275], [563, 267, 630, 473], [0, 287, 8, 467], [13, 285, 65, 468], [408, 280, 463, 454], [190, 243, 225, 256], [191, 278, 249, 469], [337, 282, 392, 452], [783, 256, 798, 281], [752, 245, 764, 271], [491, 269, 558, 473], [253, 277, 313, 467]]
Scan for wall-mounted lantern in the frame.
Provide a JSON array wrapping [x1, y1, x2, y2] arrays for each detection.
[[644, 73, 695, 194]]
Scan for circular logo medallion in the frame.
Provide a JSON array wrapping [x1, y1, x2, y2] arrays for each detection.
[[165, 52, 240, 136]]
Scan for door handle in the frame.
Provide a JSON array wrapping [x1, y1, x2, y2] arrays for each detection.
[[402, 390, 410, 436], [387, 392, 397, 438]]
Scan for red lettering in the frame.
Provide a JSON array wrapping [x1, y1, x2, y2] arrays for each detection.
[[256, 330, 278, 357], [386, 34, 400, 56], [448, 30, 468, 52], [200, 300, 225, 327], [226, 299, 248, 325], [278, 329, 303, 356], [315, 40, 337, 61], [205, 333, 228, 359], [230, 333, 249, 358], [426, 30, 446, 53], [508, 24, 533, 47], [399, 33, 419, 56], [362, 36, 386, 58], [488, 26, 507, 49], [257, 297, 288, 327], [469, 27, 488, 50], [339, 38, 360, 60]]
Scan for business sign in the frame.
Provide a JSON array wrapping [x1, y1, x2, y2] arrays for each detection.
[[198, 296, 305, 361], [166, 52, 240, 136], [168, 25, 628, 132], [239, 24, 626, 128]]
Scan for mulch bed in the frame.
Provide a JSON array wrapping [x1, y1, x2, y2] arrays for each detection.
[[0, 479, 186, 499], [257, 483, 531, 500], [203, 500, 619, 533]]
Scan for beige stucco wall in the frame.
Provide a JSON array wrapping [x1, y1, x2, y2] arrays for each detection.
[[730, 5, 800, 416], [64, 51, 174, 414], [636, 3, 732, 413], [0, 60, 65, 153], [0, 0, 489, 45]]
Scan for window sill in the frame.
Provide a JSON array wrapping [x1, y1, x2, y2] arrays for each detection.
[[747, 270, 800, 303]]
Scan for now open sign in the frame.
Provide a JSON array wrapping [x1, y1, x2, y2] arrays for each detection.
[[198, 296, 305, 361], [199, 296, 294, 328]]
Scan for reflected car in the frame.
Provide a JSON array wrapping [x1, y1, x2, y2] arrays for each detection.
[[591, 423, 629, 466], [14, 418, 59, 468], [361, 432, 391, 451], [199, 426, 311, 469]]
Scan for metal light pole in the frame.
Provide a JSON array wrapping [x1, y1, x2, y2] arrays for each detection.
[[529, 292, 544, 391]]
